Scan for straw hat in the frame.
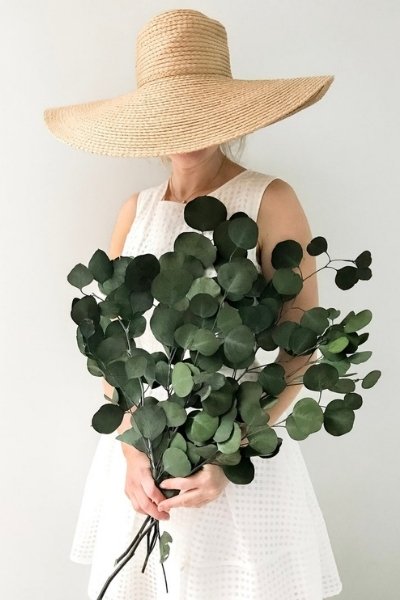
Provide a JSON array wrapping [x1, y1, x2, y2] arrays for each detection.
[[43, 8, 334, 158]]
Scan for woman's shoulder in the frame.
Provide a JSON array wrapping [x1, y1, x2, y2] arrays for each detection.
[[119, 179, 163, 217]]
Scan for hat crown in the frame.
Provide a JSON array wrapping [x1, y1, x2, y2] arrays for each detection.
[[135, 9, 232, 88]]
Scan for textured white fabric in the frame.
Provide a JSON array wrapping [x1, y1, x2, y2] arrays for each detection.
[[70, 169, 343, 599]]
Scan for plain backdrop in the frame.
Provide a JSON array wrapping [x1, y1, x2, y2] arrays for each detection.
[[1, 1, 399, 598]]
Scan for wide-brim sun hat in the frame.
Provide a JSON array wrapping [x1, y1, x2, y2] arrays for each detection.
[[43, 8, 334, 158]]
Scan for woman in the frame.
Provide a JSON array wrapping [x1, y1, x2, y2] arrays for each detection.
[[44, 8, 342, 599]]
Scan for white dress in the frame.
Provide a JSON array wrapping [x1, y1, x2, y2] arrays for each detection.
[[70, 169, 343, 599]]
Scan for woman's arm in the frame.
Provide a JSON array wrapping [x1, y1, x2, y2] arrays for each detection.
[[257, 178, 319, 427]]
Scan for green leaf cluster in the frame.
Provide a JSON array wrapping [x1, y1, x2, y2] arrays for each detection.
[[67, 196, 381, 495]]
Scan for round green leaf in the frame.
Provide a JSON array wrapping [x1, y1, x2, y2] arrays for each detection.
[[125, 254, 160, 292], [160, 400, 187, 427], [326, 336, 349, 353], [159, 250, 204, 279], [272, 268, 303, 295], [190, 348, 224, 372], [129, 289, 154, 315], [189, 411, 219, 443], [239, 303, 275, 333], [213, 449, 242, 466], [303, 363, 339, 391], [88, 249, 113, 283], [202, 381, 234, 416], [213, 405, 237, 442], [87, 357, 103, 377], [184, 195, 227, 231], [258, 363, 286, 396], [172, 362, 194, 397], [227, 217, 258, 249], [213, 220, 247, 260], [159, 531, 173, 563], [331, 378, 356, 393], [291, 397, 324, 435], [349, 351, 372, 365], [194, 444, 218, 459], [174, 323, 199, 349], [92, 403, 124, 434], [170, 432, 187, 452], [323, 399, 355, 436], [224, 324, 255, 362], [186, 276, 221, 299], [99, 256, 130, 295], [106, 282, 133, 321], [151, 267, 193, 306], [133, 401, 167, 440], [192, 328, 221, 356], [343, 393, 363, 410], [222, 455, 255, 484], [355, 250, 372, 268], [216, 304, 242, 334], [116, 425, 147, 453], [217, 421, 241, 454], [271, 320, 297, 352], [237, 381, 267, 427], [106, 360, 128, 389], [271, 240, 303, 268], [286, 414, 309, 440], [71, 294, 100, 327], [95, 335, 127, 365], [335, 266, 358, 290], [344, 309, 373, 333], [190, 293, 219, 318], [247, 424, 278, 454], [307, 236, 328, 256], [174, 231, 217, 268], [289, 324, 318, 355], [150, 304, 184, 346], [124, 378, 143, 408], [300, 307, 330, 334], [361, 369, 381, 389], [217, 261, 255, 295], [162, 447, 192, 477], [125, 355, 148, 379], [67, 263, 94, 289]]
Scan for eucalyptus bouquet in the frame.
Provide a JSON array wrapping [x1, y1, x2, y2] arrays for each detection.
[[67, 195, 380, 598]]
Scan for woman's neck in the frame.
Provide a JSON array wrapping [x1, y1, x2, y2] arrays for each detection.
[[165, 154, 242, 201]]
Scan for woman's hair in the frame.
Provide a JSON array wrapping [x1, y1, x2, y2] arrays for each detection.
[[159, 135, 247, 168]]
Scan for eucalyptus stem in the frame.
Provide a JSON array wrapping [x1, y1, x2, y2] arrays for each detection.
[[156, 525, 169, 593], [114, 515, 152, 564], [141, 520, 159, 573], [96, 518, 157, 599]]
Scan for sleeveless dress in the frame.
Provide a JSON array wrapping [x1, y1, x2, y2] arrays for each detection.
[[69, 169, 343, 600]]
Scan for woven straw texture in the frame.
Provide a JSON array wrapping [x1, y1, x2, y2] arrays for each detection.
[[43, 9, 334, 158]]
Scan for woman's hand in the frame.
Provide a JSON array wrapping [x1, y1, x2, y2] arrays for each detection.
[[157, 464, 230, 512], [124, 447, 170, 521]]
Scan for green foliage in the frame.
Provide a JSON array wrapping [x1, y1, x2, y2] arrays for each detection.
[[67, 193, 380, 578], [159, 531, 173, 563]]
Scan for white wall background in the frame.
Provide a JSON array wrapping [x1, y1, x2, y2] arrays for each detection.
[[1, 1, 399, 598]]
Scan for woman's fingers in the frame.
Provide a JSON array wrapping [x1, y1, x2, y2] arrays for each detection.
[[135, 484, 170, 521], [158, 489, 205, 512], [141, 471, 168, 505], [159, 475, 198, 492]]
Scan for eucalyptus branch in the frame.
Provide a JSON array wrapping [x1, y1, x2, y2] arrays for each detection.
[[96, 518, 157, 599], [67, 196, 379, 599]]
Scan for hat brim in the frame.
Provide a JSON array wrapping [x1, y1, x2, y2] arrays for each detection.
[[43, 74, 334, 158]]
